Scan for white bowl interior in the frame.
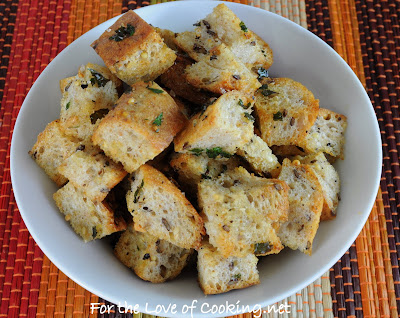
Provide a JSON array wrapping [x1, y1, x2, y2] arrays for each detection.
[[10, 2, 381, 317]]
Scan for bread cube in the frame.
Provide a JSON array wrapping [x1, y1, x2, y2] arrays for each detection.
[[294, 152, 340, 221], [57, 145, 127, 202], [59, 63, 121, 141], [254, 78, 319, 146], [92, 81, 187, 173], [197, 243, 259, 295], [174, 91, 255, 154], [126, 164, 205, 250], [299, 108, 347, 159], [198, 167, 289, 257], [237, 135, 281, 177], [29, 120, 80, 187], [195, 3, 273, 71], [53, 182, 126, 242], [270, 145, 307, 158], [115, 225, 192, 283], [91, 10, 176, 85], [154, 27, 179, 51], [170, 152, 241, 196], [277, 159, 324, 255]]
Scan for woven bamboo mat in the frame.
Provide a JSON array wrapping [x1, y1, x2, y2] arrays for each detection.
[[0, 0, 398, 317]]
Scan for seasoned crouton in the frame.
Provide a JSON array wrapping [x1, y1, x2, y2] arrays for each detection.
[[299, 108, 347, 160], [198, 167, 289, 257], [174, 91, 255, 155], [237, 135, 281, 177], [92, 81, 187, 173], [254, 78, 319, 146], [91, 10, 176, 85], [293, 152, 340, 221], [57, 145, 127, 202], [29, 120, 80, 187], [126, 164, 205, 250], [60, 63, 121, 141], [277, 159, 323, 255], [154, 27, 179, 51], [115, 225, 192, 283], [53, 182, 126, 242], [197, 243, 259, 295]]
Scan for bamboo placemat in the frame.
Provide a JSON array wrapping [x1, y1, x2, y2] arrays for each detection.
[[0, 0, 397, 317]]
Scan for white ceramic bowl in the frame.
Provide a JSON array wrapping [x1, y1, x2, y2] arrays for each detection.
[[10, 1, 382, 317]]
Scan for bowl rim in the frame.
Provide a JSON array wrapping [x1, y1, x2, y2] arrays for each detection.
[[10, 1, 382, 317]]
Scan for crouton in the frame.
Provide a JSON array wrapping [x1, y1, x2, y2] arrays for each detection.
[[29, 120, 80, 187], [254, 78, 319, 146], [53, 182, 126, 242], [115, 225, 192, 283], [92, 81, 187, 173], [293, 152, 340, 221], [237, 135, 281, 177], [277, 159, 324, 255], [57, 145, 127, 202], [126, 164, 205, 250], [198, 167, 289, 257], [91, 10, 176, 85], [59, 63, 122, 141], [197, 243, 259, 295], [299, 108, 347, 160], [154, 27, 179, 51], [174, 91, 255, 155]]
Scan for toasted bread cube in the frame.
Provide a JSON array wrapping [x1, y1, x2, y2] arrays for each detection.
[[237, 135, 281, 177], [53, 182, 126, 242], [198, 167, 289, 257], [92, 81, 187, 173], [170, 152, 241, 196], [59, 76, 75, 93], [91, 10, 176, 85], [270, 145, 307, 158], [126, 164, 205, 250], [57, 145, 127, 202], [277, 159, 324, 255], [60, 63, 122, 141], [254, 78, 319, 146], [159, 53, 218, 106], [174, 91, 255, 154], [196, 3, 273, 71], [175, 30, 260, 94], [115, 225, 192, 283], [154, 27, 179, 51], [29, 120, 80, 187], [299, 108, 347, 160], [294, 152, 340, 221], [197, 243, 259, 295]]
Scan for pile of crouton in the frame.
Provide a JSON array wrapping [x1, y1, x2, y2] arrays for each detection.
[[30, 4, 347, 295]]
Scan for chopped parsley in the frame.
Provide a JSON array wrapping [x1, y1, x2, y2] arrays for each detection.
[[206, 147, 231, 159], [109, 24, 135, 42], [90, 108, 109, 124], [92, 227, 97, 239], [244, 112, 255, 121], [147, 86, 164, 94], [66, 101, 71, 110], [273, 111, 283, 121], [257, 67, 269, 80], [89, 68, 109, 87], [259, 84, 277, 97], [238, 99, 251, 109], [133, 180, 144, 203], [152, 113, 163, 126], [189, 148, 203, 156], [254, 242, 272, 254], [239, 21, 248, 32]]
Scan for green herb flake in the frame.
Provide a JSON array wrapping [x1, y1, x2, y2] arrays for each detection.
[[244, 112, 255, 121], [238, 99, 251, 109], [259, 84, 277, 97], [238, 99, 244, 107], [189, 148, 203, 156], [89, 68, 110, 87], [273, 111, 283, 121], [257, 67, 269, 79], [228, 273, 242, 284], [206, 147, 231, 159], [133, 180, 144, 203], [239, 21, 248, 32], [66, 101, 71, 110], [254, 242, 272, 255], [90, 108, 109, 124], [109, 23, 135, 42], [147, 86, 164, 94], [92, 226, 97, 239], [153, 113, 163, 126]]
